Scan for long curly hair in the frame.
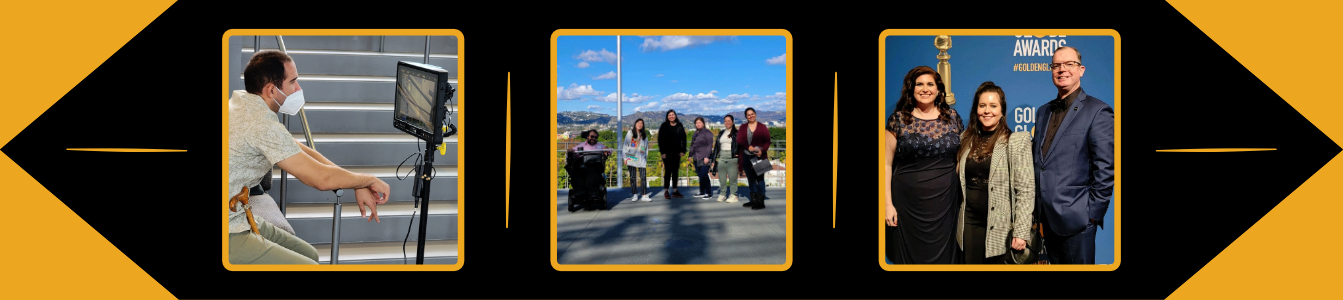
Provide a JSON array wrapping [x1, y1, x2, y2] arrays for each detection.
[[887, 66, 952, 134]]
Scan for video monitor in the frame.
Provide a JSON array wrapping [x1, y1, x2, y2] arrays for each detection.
[[393, 61, 453, 144]]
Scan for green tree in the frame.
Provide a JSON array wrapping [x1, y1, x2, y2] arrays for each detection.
[[769, 127, 786, 143]]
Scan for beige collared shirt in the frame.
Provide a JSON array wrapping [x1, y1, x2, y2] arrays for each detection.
[[228, 90, 300, 233]]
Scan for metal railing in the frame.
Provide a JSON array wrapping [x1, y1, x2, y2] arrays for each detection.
[[557, 140, 786, 189]]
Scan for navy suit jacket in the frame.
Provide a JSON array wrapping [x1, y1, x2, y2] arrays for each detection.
[[1033, 87, 1114, 237]]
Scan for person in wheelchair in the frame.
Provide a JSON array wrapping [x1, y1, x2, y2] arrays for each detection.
[[566, 130, 612, 211]]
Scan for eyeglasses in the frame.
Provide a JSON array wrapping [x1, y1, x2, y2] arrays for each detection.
[[1050, 61, 1082, 71]]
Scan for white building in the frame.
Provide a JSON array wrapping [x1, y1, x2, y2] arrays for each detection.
[[765, 160, 786, 187]]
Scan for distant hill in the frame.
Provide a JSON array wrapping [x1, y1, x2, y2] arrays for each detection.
[[558, 110, 785, 127], [556, 111, 613, 125]]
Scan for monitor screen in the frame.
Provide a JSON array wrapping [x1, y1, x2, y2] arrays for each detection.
[[396, 64, 438, 135]]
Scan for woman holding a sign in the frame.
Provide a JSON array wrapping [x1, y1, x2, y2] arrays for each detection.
[[738, 107, 772, 210]]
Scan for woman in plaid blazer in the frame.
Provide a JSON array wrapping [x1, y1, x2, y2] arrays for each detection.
[[956, 82, 1036, 264]]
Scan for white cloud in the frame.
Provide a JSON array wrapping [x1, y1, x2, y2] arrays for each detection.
[[641, 90, 788, 115], [670, 80, 678, 83], [587, 105, 602, 111], [766, 53, 786, 65], [634, 101, 660, 112], [656, 74, 664, 77], [724, 93, 759, 102], [662, 90, 720, 102], [557, 83, 604, 100], [638, 36, 734, 52], [592, 71, 617, 80], [596, 92, 655, 103], [574, 49, 618, 64], [576, 61, 590, 68]]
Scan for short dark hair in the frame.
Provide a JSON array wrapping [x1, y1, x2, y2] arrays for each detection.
[[244, 50, 293, 95], [1054, 46, 1082, 64], [744, 107, 756, 115]]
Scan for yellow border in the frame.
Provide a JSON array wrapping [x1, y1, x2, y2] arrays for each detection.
[[222, 29, 464, 271], [833, 72, 838, 228], [550, 29, 792, 271], [507, 72, 511, 228], [878, 29, 1120, 271]]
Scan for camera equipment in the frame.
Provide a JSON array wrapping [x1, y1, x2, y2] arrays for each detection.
[[393, 61, 457, 144], [392, 61, 456, 264]]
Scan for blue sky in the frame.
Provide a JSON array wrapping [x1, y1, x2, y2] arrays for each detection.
[[557, 35, 787, 115]]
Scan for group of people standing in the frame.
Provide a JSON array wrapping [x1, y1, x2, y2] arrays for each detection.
[[622, 108, 773, 210], [884, 46, 1114, 264]]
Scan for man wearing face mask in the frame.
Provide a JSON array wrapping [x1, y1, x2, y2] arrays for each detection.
[[228, 50, 393, 264]]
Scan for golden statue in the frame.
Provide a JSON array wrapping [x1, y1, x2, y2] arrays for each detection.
[[935, 35, 955, 105]]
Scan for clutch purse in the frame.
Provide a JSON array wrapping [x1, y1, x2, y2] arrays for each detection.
[[1004, 223, 1043, 264]]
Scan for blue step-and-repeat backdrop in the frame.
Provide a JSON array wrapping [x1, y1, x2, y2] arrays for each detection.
[[885, 35, 1116, 265]]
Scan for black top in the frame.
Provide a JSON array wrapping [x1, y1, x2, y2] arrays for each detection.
[[964, 130, 993, 226], [1041, 87, 1082, 158], [657, 120, 687, 155]]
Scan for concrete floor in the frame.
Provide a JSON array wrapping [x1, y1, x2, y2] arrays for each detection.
[[557, 186, 787, 265]]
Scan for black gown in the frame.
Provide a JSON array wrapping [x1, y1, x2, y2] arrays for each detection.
[[886, 110, 963, 264]]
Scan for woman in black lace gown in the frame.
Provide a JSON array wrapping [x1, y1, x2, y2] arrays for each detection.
[[884, 66, 963, 264]]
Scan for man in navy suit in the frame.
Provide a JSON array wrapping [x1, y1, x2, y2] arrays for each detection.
[[1033, 46, 1115, 264]]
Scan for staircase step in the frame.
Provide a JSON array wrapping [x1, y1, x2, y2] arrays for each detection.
[[241, 51, 457, 78], [287, 134, 458, 167], [287, 200, 456, 218], [291, 133, 457, 143], [272, 166, 457, 203], [314, 240, 457, 264], [284, 109, 459, 134], [290, 206, 457, 244], [243, 48, 457, 59], [231, 76, 457, 104], [241, 36, 457, 55], [303, 102, 458, 113]]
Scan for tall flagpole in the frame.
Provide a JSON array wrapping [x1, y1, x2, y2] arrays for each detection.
[[616, 35, 623, 189]]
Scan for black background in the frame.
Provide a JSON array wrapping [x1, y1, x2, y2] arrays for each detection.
[[1, 1, 1336, 299]]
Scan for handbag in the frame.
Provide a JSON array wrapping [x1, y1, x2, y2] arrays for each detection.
[[749, 154, 773, 176], [1003, 135, 1044, 264], [1004, 223, 1043, 264]]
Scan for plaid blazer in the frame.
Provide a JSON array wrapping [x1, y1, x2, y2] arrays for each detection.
[[956, 131, 1036, 258]]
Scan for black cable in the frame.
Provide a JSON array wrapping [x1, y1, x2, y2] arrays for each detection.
[[403, 209, 416, 264]]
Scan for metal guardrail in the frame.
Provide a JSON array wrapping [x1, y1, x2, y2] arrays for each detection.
[[557, 140, 785, 188]]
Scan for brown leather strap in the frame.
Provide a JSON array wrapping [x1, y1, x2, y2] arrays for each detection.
[[229, 187, 260, 235]]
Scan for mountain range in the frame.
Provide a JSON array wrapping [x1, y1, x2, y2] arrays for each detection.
[[557, 110, 786, 127]]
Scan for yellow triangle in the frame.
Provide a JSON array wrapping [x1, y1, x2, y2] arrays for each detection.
[[0, 1, 176, 147], [1167, 1, 1343, 299], [0, 1, 177, 299]]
